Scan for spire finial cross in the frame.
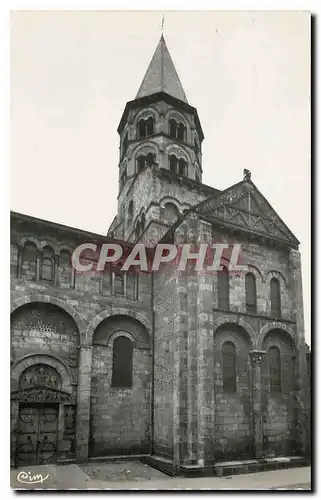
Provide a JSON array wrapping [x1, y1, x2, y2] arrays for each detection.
[[161, 15, 164, 35]]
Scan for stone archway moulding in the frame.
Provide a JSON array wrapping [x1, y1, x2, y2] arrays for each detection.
[[213, 315, 256, 349], [85, 307, 152, 346], [257, 322, 297, 350], [11, 353, 72, 393], [11, 295, 86, 342]]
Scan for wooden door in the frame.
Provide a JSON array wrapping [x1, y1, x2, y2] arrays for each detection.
[[16, 404, 59, 466]]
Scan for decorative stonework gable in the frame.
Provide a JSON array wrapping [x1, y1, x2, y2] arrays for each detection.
[[249, 350, 266, 366], [195, 180, 299, 246]]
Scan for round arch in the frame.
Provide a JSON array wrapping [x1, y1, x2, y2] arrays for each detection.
[[263, 270, 288, 287], [134, 106, 159, 123], [159, 196, 181, 210], [39, 240, 58, 253], [11, 353, 73, 393], [11, 295, 86, 342], [86, 308, 152, 346], [18, 236, 41, 250], [108, 330, 138, 348], [166, 144, 191, 163], [129, 141, 159, 161], [213, 316, 256, 349], [165, 108, 191, 128], [56, 243, 74, 255], [245, 264, 264, 281], [258, 322, 297, 350]]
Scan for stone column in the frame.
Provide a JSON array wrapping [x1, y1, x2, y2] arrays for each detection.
[[36, 250, 41, 281], [249, 350, 266, 458], [54, 254, 59, 286], [75, 345, 93, 462]]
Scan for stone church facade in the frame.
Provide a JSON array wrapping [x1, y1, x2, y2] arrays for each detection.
[[10, 36, 310, 471]]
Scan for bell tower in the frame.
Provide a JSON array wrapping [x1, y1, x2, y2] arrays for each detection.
[[108, 35, 205, 246]]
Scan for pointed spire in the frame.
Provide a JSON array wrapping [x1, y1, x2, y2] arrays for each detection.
[[136, 35, 188, 103]]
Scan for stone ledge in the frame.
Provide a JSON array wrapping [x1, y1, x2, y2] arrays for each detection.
[[140, 455, 309, 478]]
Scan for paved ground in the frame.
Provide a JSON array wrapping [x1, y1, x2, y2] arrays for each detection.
[[10, 462, 311, 490], [81, 461, 167, 482]]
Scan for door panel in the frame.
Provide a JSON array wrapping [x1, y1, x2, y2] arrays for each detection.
[[16, 404, 59, 465], [16, 406, 39, 465]]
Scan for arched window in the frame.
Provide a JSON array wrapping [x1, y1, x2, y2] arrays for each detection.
[[146, 152, 154, 167], [270, 278, 281, 318], [22, 242, 37, 280], [268, 346, 281, 393], [164, 202, 179, 221], [195, 170, 200, 182], [169, 119, 186, 141], [146, 117, 154, 136], [169, 119, 177, 138], [218, 266, 229, 310], [178, 158, 187, 176], [169, 155, 177, 174], [59, 250, 72, 287], [112, 336, 133, 388], [177, 123, 186, 141], [245, 272, 257, 313], [41, 258, 54, 281], [137, 156, 145, 173], [136, 153, 155, 173], [222, 341, 236, 393], [128, 200, 134, 224], [113, 268, 124, 296], [137, 117, 154, 139], [138, 119, 146, 138]]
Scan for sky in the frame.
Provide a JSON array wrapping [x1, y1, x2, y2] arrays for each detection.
[[10, 10, 310, 344]]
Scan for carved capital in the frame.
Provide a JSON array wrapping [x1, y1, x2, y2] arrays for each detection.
[[249, 350, 266, 366]]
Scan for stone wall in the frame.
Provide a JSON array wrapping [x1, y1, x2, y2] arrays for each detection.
[[90, 317, 151, 456], [213, 325, 253, 461], [10, 212, 153, 464], [261, 331, 296, 456], [153, 263, 177, 459]]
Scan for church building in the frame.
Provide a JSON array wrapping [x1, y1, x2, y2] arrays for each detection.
[[10, 35, 310, 474]]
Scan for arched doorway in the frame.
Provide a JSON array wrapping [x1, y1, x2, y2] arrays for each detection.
[[213, 323, 253, 461], [89, 315, 151, 457], [10, 302, 79, 465], [12, 363, 71, 466]]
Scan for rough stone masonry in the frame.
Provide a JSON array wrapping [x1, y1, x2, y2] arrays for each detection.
[[10, 34, 310, 472]]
